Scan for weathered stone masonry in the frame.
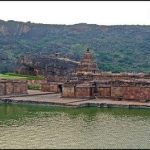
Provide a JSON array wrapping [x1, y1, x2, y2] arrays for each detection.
[[96, 79, 150, 101], [61, 49, 150, 102], [41, 82, 63, 93], [0, 79, 28, 96]]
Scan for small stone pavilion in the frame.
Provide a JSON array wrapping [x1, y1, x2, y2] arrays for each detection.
[[62, 48, 150, 102]]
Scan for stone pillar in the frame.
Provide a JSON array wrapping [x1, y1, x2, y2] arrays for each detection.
[[5, 81, 14, 95], [0, 81, 5, 96]]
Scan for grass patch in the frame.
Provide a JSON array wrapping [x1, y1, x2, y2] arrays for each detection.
[[0, 73, 45, 80], [0, 74, 26, 80]]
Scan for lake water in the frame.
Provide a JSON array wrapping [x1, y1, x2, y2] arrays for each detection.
[[0, 103, 150, 149]]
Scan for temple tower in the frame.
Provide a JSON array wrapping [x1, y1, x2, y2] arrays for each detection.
[[76, 48, 99, 73]]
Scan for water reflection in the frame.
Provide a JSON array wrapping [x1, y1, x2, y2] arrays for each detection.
[[0, 103, 150, 122], [0, 103, 150, 149]]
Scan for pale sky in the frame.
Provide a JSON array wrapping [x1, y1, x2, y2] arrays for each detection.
[[0, 1, 150, 25]]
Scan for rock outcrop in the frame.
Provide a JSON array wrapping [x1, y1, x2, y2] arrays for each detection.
[[16, 53, 79, 79]]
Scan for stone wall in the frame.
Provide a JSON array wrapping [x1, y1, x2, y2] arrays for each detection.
[[62, 83, 95, 99], [41, 82, 62, 93], [62, 86, 75, 98], [47, 75, 67, 83], [0, 79, 28, 96], [74, 73, 150, 82], [111, 86, 150, 101], [75, 86, 94, 99], [0, 82, 5, 95], [98, 87, 111, 97], [96, 79, 150, 101]]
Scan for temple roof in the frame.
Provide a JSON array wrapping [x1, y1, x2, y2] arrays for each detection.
[[76, 48, 99, 73]]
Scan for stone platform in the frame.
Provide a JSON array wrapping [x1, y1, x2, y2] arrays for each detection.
[[0, 90, 150, 109]]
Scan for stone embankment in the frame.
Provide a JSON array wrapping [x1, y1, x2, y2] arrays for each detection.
[[0, 90, 150, 109]]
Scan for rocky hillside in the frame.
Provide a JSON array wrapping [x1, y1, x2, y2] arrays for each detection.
[[16, 53, 79, 77], [0, 19, 150, 73]]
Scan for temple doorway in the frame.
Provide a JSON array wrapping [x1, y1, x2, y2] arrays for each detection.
[[58, 85, 63, 93], [90, 87, 93, 97]]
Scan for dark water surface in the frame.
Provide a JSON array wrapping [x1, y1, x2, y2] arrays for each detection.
[[0, 103, 150, 149]]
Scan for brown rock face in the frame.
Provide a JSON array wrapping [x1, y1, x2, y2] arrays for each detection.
[[16, 53, 79, 78]]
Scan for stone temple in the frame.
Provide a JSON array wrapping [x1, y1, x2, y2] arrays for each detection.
[[75, 48, 98, 74], [42, 48, 150, 102]]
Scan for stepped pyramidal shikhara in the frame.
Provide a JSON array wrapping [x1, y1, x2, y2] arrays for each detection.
[[41, 48, 150, 102], [75, 48, 98, 74]]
